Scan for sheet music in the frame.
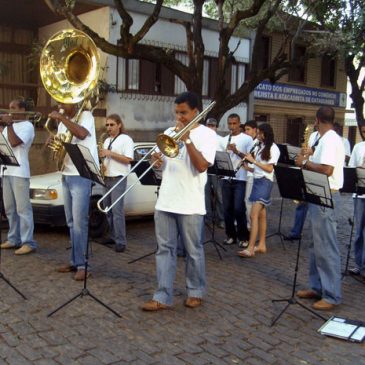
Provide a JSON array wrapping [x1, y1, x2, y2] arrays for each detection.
[[78, 144, 99, 175], [319, 319, 357, 337], [302, 169, 331, 206]]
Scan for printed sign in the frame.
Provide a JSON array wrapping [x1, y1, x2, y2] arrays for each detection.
[[254, 81, 346, 108]]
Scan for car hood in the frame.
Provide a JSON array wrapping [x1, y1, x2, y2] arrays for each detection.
[[30, 171, 63, 190]]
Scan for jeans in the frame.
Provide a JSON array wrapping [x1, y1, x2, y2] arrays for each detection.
[[205, 175, 224, 223], [153, 210, 205, 305], [104, 177, 127, 247], [245, 176, 253, 229], [289, 202, 309, 237], [308, 192, 342, 304], [62, 175, 91, 269], [353, 197, 365, 275], [2, 176, 37, 248], [222, 179, 249, 241]]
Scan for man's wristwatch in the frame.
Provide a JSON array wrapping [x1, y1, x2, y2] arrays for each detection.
[[302, 159, 308, 167], [185, 138, 192, 145]]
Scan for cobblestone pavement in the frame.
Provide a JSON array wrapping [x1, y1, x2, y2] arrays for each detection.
[[0, 186, 365, 365]]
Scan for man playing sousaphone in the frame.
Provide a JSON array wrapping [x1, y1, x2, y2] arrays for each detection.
[[49, 103, 98, 281]]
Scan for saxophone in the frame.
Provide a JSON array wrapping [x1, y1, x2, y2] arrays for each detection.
[[98, 132, 109, 178], [293, 123, 314, 204]]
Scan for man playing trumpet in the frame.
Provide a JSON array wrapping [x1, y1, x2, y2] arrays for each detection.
[[0, 97, 37, 255]]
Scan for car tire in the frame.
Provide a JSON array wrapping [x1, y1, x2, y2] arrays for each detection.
[[89, 197, 108, 238]]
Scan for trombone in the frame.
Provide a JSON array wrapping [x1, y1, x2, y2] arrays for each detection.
[[97, 100, 216, 213], [0, 109, 42, 124]]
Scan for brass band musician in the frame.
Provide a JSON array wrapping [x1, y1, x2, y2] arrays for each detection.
[[50, 103, 99, 281], [99, 114, 134, 252], [0, 97, 37, 255]]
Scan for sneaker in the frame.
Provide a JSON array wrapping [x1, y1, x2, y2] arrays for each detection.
[[349, 267, 361, 276], [0, 241, 17, 249], [14, 244, 35, 255], [223, 237, 236, 245], [238, 240, 249, 248]]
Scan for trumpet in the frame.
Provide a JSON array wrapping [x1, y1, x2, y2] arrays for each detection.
[[97, 101, 216, 214]]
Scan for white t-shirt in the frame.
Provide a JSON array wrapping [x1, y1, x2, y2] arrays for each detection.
[[103, 134, 134, 177], [253, 143, 280, 181], [343, 137, 351, 158], [247, 138, 259, 178], [155, 124, 216, 215], [2, 121, 34, 178], [58, 111, 99, 176], [216, 134, 225, 152], [349, 141, 365, 198], [311, 129, 344, 190], [222, 133, 253, 181]]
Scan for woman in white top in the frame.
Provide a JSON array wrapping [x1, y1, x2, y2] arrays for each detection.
[[238, 123, 280, 257]]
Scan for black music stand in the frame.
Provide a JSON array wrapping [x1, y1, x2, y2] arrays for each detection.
[[341, 167, 365, 284], [127, 160, 161, 264], [0, 133, 26, 300], [48, 143, 120, 318], [203, 151, 234, 259], [267, 162, 303, 246], [271, 165, 330, 326]]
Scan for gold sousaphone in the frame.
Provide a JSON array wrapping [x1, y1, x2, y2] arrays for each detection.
[[40, 29, 100, 170]]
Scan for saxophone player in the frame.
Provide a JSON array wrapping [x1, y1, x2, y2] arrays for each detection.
[[98, 114, 134, 252], [49, 103, 99, 281]]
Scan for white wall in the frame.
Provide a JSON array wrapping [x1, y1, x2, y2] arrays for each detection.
[[38, 6, 249, 133]]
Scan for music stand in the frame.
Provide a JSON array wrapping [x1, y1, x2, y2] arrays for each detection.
[[277, 144, 300, 166], [271, 165, 329, 326], [127, 160, 161, 264], [0, 133, 26, 300], [204, 151, 234, 259], [341, 167, 365, 284], [267, 163, 304, 245], [48, 143, 120, 318]]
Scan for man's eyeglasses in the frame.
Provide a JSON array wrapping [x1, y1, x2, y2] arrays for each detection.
[[105, 124, 115, 127]]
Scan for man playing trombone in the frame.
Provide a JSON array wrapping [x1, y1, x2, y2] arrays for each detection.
[[0, 97, 37, 255], [142, 91, 216, 311]]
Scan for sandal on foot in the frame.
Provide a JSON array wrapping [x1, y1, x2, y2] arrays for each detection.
[[237, 249, 255, 258], [254, 247, 267, 254]]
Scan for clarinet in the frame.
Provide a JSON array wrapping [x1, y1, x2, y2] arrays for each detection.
[[233, 141, 260, 174], [225, 132, 233, 151]]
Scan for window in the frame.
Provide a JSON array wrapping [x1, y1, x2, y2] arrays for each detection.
[[118, 57, 174, 95], [231, 62, 246, 93], [256, 36, 270, 70], [289, 45, 306, 83], [321, 55, 336, 88], [174, 52, 188, 95]]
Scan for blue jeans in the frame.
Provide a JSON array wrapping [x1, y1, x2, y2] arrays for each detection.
[[308, 193, 342, 304], [153, 210, 205, 305], [289, 202, 309, 237], [222, 179, 249, 241], [62, 175, 91, 269], [205, 175, 224, 223], [353, 197, 365, 275], [104, 177, 127, 247], [2, 176, 37, 248]]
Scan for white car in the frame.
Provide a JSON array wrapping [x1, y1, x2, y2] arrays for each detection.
[[30, 143, 159, 238]]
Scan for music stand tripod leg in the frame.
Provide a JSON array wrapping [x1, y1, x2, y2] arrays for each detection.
[[270, 237, 327, 326], [48, 184, 121, 318], [266, 198, 285, 249]]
